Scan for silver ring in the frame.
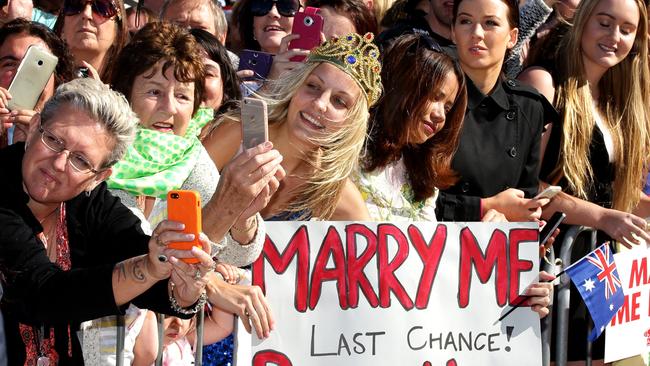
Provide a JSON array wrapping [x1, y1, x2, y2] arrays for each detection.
[[193, 268, 202, 280]]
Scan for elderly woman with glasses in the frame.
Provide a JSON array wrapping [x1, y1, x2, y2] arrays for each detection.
[[0, 78, 221, 365], [53, 0, 128, 81]]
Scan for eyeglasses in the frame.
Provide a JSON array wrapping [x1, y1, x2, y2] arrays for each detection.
[[38, 124, 102, 174], [63, 0, 120, 20], [250, 0, 301, 17]]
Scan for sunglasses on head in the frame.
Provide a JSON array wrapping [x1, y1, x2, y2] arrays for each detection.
[[63, 0, 120, 20], [250, 0, 301, 17]]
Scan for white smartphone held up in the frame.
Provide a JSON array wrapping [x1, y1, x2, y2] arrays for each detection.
[[535, 185, 562, 200], [241, 97, 268, 150], [7, 45, 58, 111]]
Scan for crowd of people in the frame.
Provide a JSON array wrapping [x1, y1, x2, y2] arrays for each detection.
[[0, 0, 648, 363]]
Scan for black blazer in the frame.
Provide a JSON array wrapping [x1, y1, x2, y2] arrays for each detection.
[[0, 143, 179, 365], [436, 76, 558, 221]]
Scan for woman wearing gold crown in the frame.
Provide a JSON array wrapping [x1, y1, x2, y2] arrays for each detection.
[[204, 32, 380, 220]]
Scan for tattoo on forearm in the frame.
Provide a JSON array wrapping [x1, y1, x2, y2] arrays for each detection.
[[132, 257, 147, 282], [114, 262, 127, 283]]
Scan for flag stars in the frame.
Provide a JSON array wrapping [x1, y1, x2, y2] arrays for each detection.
[[583, 278, 596, 292]]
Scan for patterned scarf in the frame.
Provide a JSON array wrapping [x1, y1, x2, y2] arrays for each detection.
[[185, 107, 214, 138], [19, 203, 72, 366], [107, 110, 214, 199]]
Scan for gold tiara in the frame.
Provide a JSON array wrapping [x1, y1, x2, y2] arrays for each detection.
[[307, 32, 382, 107]]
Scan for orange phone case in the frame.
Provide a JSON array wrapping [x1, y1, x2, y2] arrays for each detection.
[[167, 190, 202, 263]]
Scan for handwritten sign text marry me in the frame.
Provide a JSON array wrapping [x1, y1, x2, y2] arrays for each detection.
[[238, 222, 543, 366]]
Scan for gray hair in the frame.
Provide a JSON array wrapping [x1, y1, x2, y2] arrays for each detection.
[[40, 78, 138, 167], [160, 0, 228, 40]]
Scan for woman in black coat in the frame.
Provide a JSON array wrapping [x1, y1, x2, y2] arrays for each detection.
[[436, 0, 557, 222]]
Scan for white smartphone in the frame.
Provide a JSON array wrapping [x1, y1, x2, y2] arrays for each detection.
[[535, 185, 562, 200], [241, 97, 268, 149], [7, 45, 58, 111]]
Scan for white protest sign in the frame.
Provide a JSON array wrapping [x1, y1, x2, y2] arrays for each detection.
[[236, 221, 543, 366], [605, 247, 650, 363]]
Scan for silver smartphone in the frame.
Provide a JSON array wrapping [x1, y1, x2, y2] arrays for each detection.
[[534, 185, 562, 200], [241, 97, 269, 149], [7, 45, 58, 111]]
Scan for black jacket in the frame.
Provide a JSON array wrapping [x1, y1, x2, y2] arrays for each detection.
[[436, 77, 558, 221], [0, 142, 178, 365]]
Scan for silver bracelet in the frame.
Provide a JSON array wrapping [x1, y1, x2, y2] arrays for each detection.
[[168, 281, 207, 315]]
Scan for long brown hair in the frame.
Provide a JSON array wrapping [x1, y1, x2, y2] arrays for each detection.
[[363, 34, 467, 201]]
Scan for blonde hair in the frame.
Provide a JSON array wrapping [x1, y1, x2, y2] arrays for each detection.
[[372, 0, 395, 25], [217, 62, 369, 219], [552, 0, 650, 212]]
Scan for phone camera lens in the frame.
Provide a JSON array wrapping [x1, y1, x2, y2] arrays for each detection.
[[251, 59, 257, 66], [171, 193, 179, 199], [37, 60, 44, 66], [304, 16, 314, 26]]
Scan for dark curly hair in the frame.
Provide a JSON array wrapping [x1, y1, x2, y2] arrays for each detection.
[[0, 18, 76, 88], [109, 21, 206, 116], [364, 34, 467, 201]]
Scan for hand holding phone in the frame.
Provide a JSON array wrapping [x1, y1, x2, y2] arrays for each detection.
[[241, 97, 269, 149], [540, 211, 566, 246], [7, 45, 58, 111], [535, 185, 562, 200], [238, 50, 274, 80], [167, 190, 202, 263], [288, 7, 324, 62]]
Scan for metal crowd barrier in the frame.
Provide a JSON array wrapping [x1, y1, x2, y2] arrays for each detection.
[[540, 244, 555, 366], [113, 308, 207, 366], [115, 315, 125, 366], [554, 225, 598, 366]]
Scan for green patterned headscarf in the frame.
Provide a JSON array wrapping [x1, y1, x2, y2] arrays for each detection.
[[107, 107, 215, 199]]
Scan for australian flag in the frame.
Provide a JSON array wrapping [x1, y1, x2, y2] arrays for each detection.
[[565, 243, 624, 341]]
